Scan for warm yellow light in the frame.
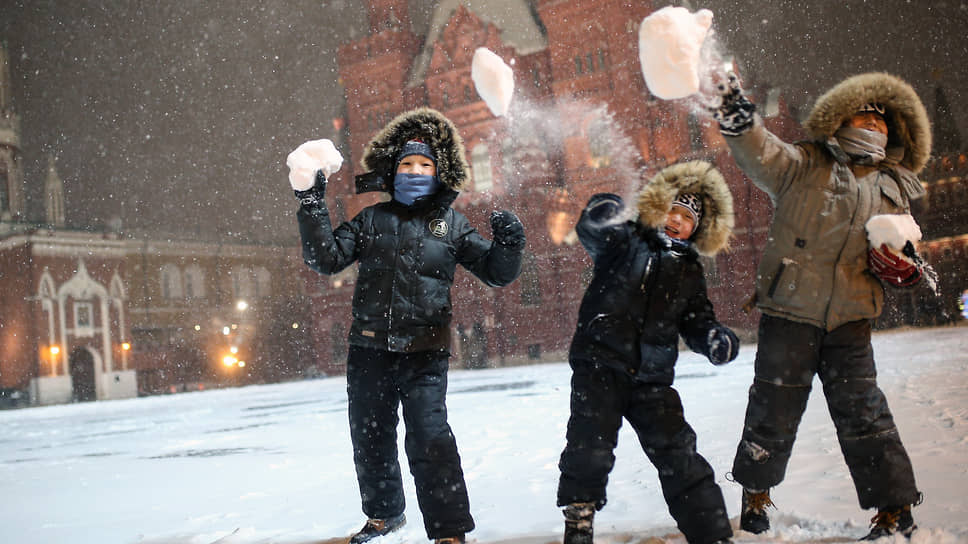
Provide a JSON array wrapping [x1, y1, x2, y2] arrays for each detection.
[[236, 300, 248, 311], [222, 326, 230, 335], [229, 346, 238, 354], [121, 342, 131, 351], [222, 355, 238, 366], [50, 345, 61, 356], [194, 324, 201, 331], [291, 322, 299, 329], [231, 324, 238, 330], [238, 361, 246, 368]]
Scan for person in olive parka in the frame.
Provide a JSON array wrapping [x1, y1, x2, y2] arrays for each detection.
[[294, 107, 525, 544], [711, 72, 929, 540], [557, 161, 739, 544]]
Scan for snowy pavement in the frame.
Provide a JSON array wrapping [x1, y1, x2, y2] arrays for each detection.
[[1, 326, 966, 544]]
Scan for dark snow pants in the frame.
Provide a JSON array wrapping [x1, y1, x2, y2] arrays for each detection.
[[731, 315, 919, 509], [346, 346, 474, 539], [558, 362, 732, 544]]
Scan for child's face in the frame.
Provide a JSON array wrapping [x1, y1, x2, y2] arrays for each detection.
[[664, 207, 696, 240], [396, 154, 437, 176]]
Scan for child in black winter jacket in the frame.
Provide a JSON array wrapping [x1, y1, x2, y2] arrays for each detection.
[[557, 161, 739, 544]]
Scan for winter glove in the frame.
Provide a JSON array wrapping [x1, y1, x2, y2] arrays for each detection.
[[868, 241, 924, 288], [710, 72, 756, 137], [585, 193, 624, 223], [294, 170, 327, 208], [490, 210, 526, 250], [707, 326, 739, 365]]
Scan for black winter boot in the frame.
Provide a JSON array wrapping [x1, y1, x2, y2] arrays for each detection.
[[349, 513, 406, 544], [563, 502, 595, 544], [740, 488, 774, 534], [859, 504, 916, 540]]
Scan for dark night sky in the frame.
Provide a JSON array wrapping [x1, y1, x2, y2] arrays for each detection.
[[1, 1, 966, 244]]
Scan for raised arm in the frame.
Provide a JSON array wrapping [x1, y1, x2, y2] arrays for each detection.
[[295, 171, 360, 275]]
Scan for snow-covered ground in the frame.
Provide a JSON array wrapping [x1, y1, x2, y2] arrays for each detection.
[[2, 326, 966, 544]]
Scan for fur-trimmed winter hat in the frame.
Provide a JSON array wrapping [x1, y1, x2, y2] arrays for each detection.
[[637, 160, 734, 256], [804, 72, 932, 173], [361, 108, 469, 191]]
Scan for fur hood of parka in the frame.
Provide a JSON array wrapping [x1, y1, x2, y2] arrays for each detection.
[[804, 72, 932, 174], [360, 107, 470, 191], [636, 160, 734, 257]]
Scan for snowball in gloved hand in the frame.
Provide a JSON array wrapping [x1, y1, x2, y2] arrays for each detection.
[[287, 139, 343, 191], [865, 214, 922, 264]]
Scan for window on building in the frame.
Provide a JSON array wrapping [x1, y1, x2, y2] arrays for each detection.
[[471, 144, 493, 193], [588, 116, 613, 168], [574, 56, 583, 75], [700, 255, 721, 288], [687, 113, 704, 151], [183, 265, 206, 299], [520, 252, 542, 307], [160, 264, 182, 300], [74, 302, 93, 331]]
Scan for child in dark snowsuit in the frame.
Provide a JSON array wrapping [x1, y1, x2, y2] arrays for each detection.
[[294, 108, 525, 544], [557, 161, 738, 544]]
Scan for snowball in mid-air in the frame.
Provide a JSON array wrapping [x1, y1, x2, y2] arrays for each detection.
[[286, 139, 343, 191], [471, 47, 514, 117], [638, 6, 714, 100], [866, 214, 922, 262]]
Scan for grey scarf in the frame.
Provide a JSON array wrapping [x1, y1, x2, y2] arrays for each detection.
[[835, 126, 888, 165]]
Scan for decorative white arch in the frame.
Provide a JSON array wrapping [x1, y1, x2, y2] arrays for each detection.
[[57, 260, 111, 376], [37, 269, 58, 376]]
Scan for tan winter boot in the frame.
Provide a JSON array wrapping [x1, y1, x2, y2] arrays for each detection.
[[739, 488, 774, 534], [860, 504, 916, 540], [349, 513, 406, 544]]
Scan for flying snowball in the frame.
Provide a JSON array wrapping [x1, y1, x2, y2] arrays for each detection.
[[866, 214, 922, 262], [638, 6, 714, 100], [286, 139, 343, 191], [472, 48, 514, 117]]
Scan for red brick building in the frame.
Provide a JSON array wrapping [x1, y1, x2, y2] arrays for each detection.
[[305, 0, 806, 373]]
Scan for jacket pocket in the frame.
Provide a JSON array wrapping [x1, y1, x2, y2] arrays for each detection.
[[766, 257, 801, 305], [638, 342, 677, 383]]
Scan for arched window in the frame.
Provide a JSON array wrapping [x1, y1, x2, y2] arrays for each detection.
[[471, 144, 493, 193], [160, 264, 183, 300], [183, 265, 206, 299], [588, 115, 613, 168]]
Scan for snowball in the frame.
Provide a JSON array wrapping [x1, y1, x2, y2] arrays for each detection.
[[866, 214, 922, 262], [286, 139, 343, 191], [638, 6, 714, 100], [471, 48, 514, 117]]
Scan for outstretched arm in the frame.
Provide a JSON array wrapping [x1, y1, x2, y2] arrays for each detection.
[[295, 170, 360, 274], [459, 210, 526, 287]]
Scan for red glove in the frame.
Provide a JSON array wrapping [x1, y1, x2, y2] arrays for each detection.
[[868, 244, 922, 287]]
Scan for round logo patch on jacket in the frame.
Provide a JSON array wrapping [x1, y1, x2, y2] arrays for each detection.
[[429, 219, 448, 237]]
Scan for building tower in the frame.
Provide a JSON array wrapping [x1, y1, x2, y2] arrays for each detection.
[[0, 41, 25, 223], [44, 154, 65, 227]]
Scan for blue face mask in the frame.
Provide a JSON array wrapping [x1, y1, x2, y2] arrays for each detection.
[[393, 173, 441, 206]]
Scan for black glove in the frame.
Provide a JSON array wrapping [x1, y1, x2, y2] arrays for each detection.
[[490, 210, 526, 250], [711, 72, 756, 136], [585, 193, 624, 223], [707, 326, 739, 365], [294, 170, 327, 207]]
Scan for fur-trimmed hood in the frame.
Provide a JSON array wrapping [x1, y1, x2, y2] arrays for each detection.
[[636, 161, 734, 256], [804, 72, 932, 174], [360, 107, 470, 191]]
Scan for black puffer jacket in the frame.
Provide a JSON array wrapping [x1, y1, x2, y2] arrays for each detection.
[[298, 108, 522, 353], [569, 161, 735, 384]]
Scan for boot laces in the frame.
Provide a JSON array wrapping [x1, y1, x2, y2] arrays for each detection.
[[745, 491, 775, 514], [869, 505, 908, 531]]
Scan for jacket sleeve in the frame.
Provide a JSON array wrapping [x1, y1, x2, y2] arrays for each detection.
[[725, 114, 818, 200], [678, 262, 722, 354], [456, 215, 523, 287], [296, 202, 361, 275], [576, 193, 629, 263]]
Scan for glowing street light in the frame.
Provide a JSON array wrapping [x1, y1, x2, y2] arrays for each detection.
[[236, 300, 248, 311], [49, 345, 60, 356]]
